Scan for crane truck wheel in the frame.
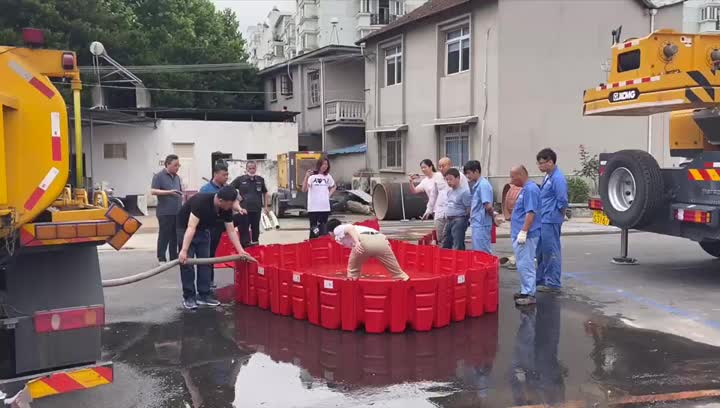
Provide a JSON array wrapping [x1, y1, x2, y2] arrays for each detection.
[[599, 150, 664, 229], [699, 240, 720, 258]]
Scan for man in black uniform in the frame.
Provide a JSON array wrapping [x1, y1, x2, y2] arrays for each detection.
[[230, 161, 269, 246], [177, 186, 248, 310]]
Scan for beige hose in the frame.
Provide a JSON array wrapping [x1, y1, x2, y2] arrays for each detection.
[[102, 254, 257, 288]]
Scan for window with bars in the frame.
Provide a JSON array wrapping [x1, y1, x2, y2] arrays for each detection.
[[281, 75, 293, 96], [446, 25, 470, 75], [442, 125, 469, 167], [308, 71, 320, 107], [384, 44, 402, 86], [103, 143, 127, 160], [379, 131, 403, 170]]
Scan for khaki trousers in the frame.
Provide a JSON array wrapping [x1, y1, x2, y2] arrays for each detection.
[[347, 233, 408, 280], [434, 217, 448, 246]]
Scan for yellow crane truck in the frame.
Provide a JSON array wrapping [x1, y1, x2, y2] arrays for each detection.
[[585, 29, 720, 262], [0, 30, 140, 406]]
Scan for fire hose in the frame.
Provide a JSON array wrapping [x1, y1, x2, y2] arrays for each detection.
[[101, 254, 257, 288]]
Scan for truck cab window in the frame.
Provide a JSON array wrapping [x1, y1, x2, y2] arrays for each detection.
[[617, 49, 641, 73]]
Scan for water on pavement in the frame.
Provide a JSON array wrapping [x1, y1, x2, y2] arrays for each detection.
[[94, 282, 720, 408]]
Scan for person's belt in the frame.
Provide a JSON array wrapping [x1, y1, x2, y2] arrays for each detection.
[[446, 215, 467, 220]]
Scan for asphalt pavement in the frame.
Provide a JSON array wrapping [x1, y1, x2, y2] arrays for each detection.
[[36, 231, 720, 408]]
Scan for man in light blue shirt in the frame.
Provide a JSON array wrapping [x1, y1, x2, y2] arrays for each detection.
[[442, 168, 471, 250], [464, 160, 494, 254], [510, 165, 541, 306], [535, 148, 568, 294]]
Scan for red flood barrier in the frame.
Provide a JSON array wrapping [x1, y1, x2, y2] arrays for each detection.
[[218, 219, 499, 333]]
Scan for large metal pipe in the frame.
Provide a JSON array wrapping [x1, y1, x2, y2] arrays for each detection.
[[372, 182, 428, 221]]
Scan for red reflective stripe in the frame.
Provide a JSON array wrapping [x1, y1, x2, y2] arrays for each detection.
[[94, 366, 114, 383], [41, 373, 85, 393], [52, 137, 62, 161], [24, 187, 45, 210], [29, 77, 55, 99]]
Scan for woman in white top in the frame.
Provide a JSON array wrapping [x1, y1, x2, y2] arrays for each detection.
[[303, 157, 336, 239], [408, 159, 449, 245]]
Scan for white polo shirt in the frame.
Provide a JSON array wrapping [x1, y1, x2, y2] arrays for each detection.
[[333, 225, 378, 248]]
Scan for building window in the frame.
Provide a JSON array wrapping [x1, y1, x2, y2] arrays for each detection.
[[442, 125, 469, 167], [446, 26, 470, 75], [103, 143, 127, 160], [390, 0, 404, 16], [281, 75, 293, 97], [270, 78, 278, 102], [308, 71, 320, 107], [379, 131, 403, 170], [247, 153, 267, 160], [384, 44, 402, 86]]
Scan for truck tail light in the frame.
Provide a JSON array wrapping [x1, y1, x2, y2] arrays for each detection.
[[588, 198, 604, 211], [62, 52, 75, 71], [34, 305, 105, 333], [674, 209, 712, 224]]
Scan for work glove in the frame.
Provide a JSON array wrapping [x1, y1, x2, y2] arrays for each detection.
[[517, 230, 527, 245]]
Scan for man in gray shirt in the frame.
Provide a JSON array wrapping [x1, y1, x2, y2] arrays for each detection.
[[151, 154, 183, 263]]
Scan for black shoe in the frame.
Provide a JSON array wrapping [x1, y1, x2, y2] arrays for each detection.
[[183, 298, 198, 310], [513, 292, 524, 299], [197, 296, 221, 307]]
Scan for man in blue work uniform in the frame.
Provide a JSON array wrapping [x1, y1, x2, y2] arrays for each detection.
[[510, 165, 541, 306], [199, 163, 230, 288], [535, 148, 568, 294], [464, 160, 494, 253]]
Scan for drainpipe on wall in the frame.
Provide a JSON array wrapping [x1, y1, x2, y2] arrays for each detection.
[[648, 8, 657, 157], [320, 58, 326, 151]]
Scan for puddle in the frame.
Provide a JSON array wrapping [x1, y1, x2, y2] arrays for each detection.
[[94, 287, 720, 408]]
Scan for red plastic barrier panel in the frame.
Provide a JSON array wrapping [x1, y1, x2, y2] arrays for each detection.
[[255, 265, 273, 310], [355, 280, 395, 334], [272, 268, 293, 316], [234, 260, 249, 304], [451, 273, 468, 322], [406, 278, 437, 331], [434, 276, 452, 329], [306, 274, 321, 325], [435, 248, 457, 276], [471, 251, 499, 314], [465, 265, 487, 317], [290, 270, 308, 320], [310, 237, 334, 266], [318, 277, 343, 330]]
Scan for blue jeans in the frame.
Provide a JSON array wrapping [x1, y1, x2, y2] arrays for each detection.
[[536, 223, 562, 288], [513, 235, 539, 296], [472, 224, 493, 254], [177, 228, 212, 300], [443, 217, 469, 250]]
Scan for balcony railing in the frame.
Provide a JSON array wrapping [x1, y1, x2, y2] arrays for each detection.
[[325, 100, 365, 124], [370, 13, 399, 25]]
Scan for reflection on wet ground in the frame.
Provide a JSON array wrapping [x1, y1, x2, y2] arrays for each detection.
[[101, 283, 720, 408]]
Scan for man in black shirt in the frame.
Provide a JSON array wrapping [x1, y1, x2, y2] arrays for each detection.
[[177, 186, 248, 310], [230, 161, 269, 246]]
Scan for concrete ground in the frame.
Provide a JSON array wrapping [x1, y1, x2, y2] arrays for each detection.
[[35, 217, 720, 408]]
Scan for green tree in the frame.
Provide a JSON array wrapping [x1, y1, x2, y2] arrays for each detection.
[[0, 0, 262, 109]]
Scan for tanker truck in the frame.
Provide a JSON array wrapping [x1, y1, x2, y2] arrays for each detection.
[[584, 29, 720, 260], [0, 30, 140, 406]]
